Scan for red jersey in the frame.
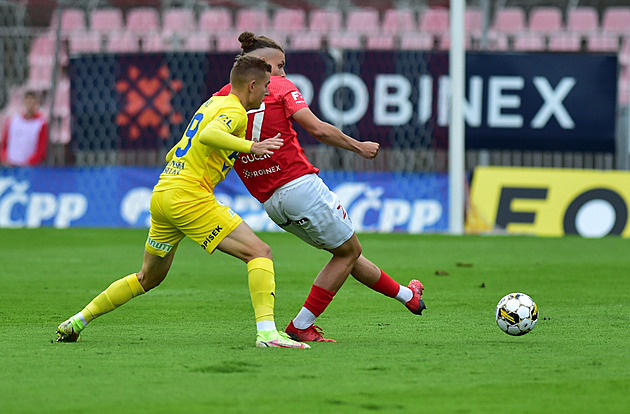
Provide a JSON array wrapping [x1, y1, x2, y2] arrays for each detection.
[[214, 76, 319, 202]]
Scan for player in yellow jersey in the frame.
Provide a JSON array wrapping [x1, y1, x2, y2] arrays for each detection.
[[55, 55, 309, 349]]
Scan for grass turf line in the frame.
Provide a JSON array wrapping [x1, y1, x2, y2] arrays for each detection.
[[0, 228, 628, 413]]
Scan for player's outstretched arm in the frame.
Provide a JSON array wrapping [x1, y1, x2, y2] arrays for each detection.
[[292, 107, 379, 159], [251, 134, 283, 155]]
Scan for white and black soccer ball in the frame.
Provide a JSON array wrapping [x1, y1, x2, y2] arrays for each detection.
[[495, 293, 538, 336]]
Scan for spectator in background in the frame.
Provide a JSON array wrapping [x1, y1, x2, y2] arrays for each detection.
[[1, 90, 48, 166]]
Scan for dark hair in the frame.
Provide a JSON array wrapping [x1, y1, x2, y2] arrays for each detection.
[[238, 31, 284, 54], [230, 55, 272, 88], [24, 90, 39, 100]]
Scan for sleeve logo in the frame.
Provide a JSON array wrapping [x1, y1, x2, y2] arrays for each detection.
[[217, 114, 233, 130], [291, 91, 305, 104]]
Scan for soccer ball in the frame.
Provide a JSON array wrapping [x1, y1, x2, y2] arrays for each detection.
[[495, 293, 538, 336]]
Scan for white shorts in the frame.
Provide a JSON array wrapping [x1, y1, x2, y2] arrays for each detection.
[[263, 174, 355, 249]]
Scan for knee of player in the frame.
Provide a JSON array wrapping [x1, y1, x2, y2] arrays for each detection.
[[136, 270, 163, 292]]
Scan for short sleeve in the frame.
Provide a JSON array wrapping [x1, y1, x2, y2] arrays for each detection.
[[278, 79, 310, 118]]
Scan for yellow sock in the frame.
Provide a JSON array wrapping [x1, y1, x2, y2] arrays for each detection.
[[247, 257, 276, 329], [81, 274, 145, 323]]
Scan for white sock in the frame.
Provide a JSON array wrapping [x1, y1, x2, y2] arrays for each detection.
[[257, 320, 276, 332], [292, 307, 316, 330], [395, 286, 413, 304], [74, 312, 88, 328]]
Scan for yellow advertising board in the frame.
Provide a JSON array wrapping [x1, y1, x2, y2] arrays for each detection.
[[466, 167, 630, 237]]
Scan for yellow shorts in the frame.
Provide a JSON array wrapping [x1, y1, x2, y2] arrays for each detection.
[[145, 188, 243, 257]]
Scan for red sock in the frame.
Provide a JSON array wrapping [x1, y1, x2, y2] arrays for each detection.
[[369, 270, 401, 298], [303, 284, 336, 317]]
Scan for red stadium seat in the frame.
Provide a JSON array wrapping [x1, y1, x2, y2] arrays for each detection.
[[68, 32, 102, 53], [465, 8, 483, 35], [182, 33, 213, 51], [308, 10, 342, 33], [90, 8, 124, 33], [602, 7, 630, 34], [346, 8, 380, 34], [399, 33, 434, 50], [486, 32, 509, 50], [106, 32, 140, 53], [215, 33, 241, 52], [567, 7, 599, 34], [235, 8, 269, 33], [586, 33, 620, 52], [126, 7, 160, 33], [492, 7, 526, 34], [289, 33, 323, 50], [547, 32, 581, 51], [327, 32, 362, 49], [162, 8, 196, 34], [52, 77, 70, 118], [272, 8, 306, 33], [513, 33, 546, 51], [198, 8, 233, 33], [438, 34, 473, 50], [51, 8, 86, 34], [381, 9, 416, 34], [528, 7, 563, 33], [419, 8, 449, 34], [141, 34, 174, 52], [366, 34, 396, 50]]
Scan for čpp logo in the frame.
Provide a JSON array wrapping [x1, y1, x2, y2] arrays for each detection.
[[120, 187, 152, 227], [0, 177, 87, 228]]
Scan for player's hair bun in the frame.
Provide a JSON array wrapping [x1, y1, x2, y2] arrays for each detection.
[[238, 32, 256, 50]]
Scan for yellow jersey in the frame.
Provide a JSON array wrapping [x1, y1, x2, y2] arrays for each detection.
[[154, 94, 251, 193]]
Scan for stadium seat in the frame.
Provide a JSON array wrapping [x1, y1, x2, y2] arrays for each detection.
[[50, 114, 71, 144], [602, 7, 630, 34], [141, 34, 174, 52], [271, 8, 306, 33], [215, 33, 241, 52], [68, 32, 102, 53], [90, 8, 124, 33], [289, 33, 323, 50], [28, 61, 54, 89], [52, 77, 70, 118], [528, 7, 563, 34], [346, 8, 380, 34], [182, 33, 213, 51], [566, 7, 599, 34], [235, 8, 269, 33], [308, 10, 342, 33], [419, 8, 449, 34], [198, 8, 233, 33], [29, 34, 58, 65], [547, 32, 581, 51], [366, 34, 396, 50], [465, 8, 483, 35], [327, 32, 362, 49], [492, 7, 526, 34], [513, 33, 546, 51], [586, 33, 620, 52], [399, 33, 434, 50], [381, 9, 416, 34], [126, 7, 160, 33], [51, 8, 87, 34], [162, 8, 196, 34], [105, 32, 140, 53], [486, 32, 509, 50], [619, 37, 630, 66]]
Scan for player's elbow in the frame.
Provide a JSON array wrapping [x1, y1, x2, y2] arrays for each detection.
[[306, 122, 330, 140]]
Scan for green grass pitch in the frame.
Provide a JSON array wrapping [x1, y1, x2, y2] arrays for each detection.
[[0, 228, 628, 413]]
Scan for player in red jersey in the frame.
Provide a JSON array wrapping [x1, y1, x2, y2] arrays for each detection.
[[215, 32, 426, 342]]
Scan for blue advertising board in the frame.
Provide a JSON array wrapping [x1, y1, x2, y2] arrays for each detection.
[[0, 167, 448, 233], [70, 50, 617, 153]]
